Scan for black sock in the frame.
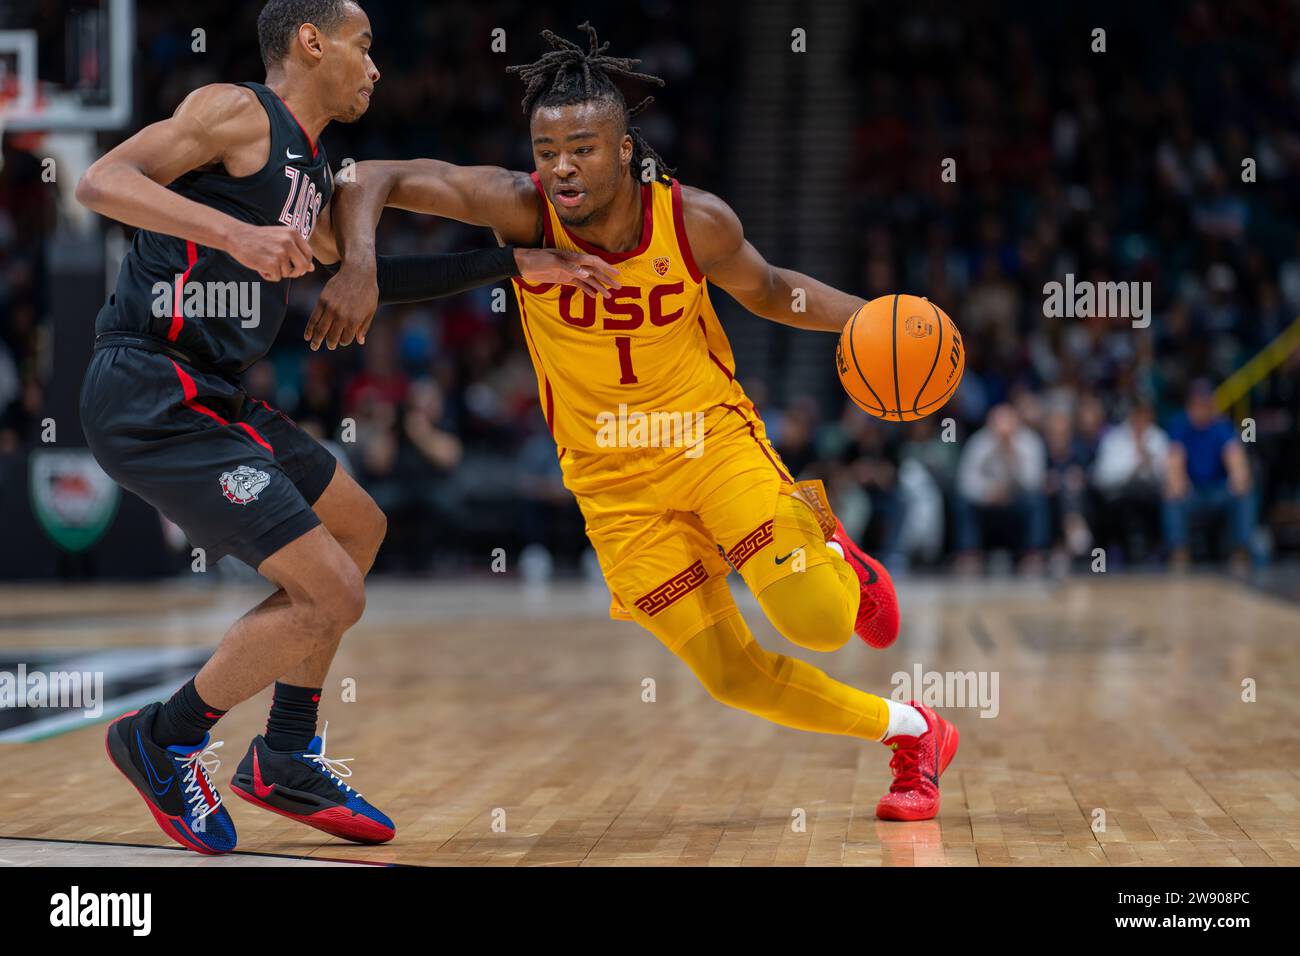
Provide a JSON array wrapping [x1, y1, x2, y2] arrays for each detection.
[[265, 682, 321, 752], [152, 678, 226, 748]]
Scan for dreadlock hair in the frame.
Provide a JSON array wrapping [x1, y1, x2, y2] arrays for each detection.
[[506, 22, 675, 183]]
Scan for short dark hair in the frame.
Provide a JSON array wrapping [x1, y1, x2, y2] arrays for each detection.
[[257, 0, 354, 70]]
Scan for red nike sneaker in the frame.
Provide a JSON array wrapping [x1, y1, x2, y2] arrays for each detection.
[[875, 701, 959, 821], [830, 519, 900, 648]]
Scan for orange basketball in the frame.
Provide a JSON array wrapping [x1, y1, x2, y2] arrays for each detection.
[[835, 294, 964, 422]]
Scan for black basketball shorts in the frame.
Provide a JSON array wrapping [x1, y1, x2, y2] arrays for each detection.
[[79, 344, 339, 569]]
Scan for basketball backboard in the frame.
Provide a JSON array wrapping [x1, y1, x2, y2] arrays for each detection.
[[0, 0, 133, 132]]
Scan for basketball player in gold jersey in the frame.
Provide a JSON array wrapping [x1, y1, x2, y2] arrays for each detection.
[[309, 24, 957, 820]]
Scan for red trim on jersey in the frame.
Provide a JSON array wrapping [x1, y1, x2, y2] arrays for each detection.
[[516, 294, 556, 437], [167, 241, 199, 342], [671, 180, 704, 283], [268, 88, 319, 157], [517, 176, 556, 292], [698, 316, 734, 381], [232, 421, 273, 454], [169, 359, 274, 454], [537, 171, 654, 264], [256, 396, 307, 434], [527, 172, 555, 247], [254, 396, 296, 426], [721, 402, 793, 483]]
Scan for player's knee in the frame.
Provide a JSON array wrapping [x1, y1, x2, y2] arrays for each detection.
[[346, 497, 387, 574], [758, 570, 853, 652], [780, 605, 853, 653], [331, 568, 367, 630], [365, 505, 388, 564], [302, 561, 366, 634]]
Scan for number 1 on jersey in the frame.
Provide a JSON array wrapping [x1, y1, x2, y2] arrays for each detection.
[[615, 336, 639, 384]]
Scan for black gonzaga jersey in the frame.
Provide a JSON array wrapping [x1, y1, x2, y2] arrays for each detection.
[[94, 81, 333, 375]]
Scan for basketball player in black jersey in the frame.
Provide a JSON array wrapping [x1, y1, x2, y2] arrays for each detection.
[[77, 0, 618, 854]]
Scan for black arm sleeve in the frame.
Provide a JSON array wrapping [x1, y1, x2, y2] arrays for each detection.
[[318, 247, 521, 303]]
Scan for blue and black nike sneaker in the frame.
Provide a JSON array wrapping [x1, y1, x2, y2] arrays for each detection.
[[105, 701, 237, 854]]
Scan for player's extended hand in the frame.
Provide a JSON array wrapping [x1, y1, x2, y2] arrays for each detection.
[[227, 224, 315, 282], [514, 247, 621, 298], [305, 259, 379, 350]]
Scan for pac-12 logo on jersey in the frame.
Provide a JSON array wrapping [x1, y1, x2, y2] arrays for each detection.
[[220, 465, 271, 504], [279, 167, 323, 240]]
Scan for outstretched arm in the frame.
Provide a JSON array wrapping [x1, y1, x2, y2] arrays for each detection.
[[683, 186, 865, 332], [305, 159, 620, 349], [75, 84, 314, 282], [336, 159, 546, 255]]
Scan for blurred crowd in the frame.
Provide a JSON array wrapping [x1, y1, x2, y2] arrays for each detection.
[[0, 142, 49, 456], [2, 0, 1299, 575], [811, 0, 1300, 572], [768, 382, 1260, 576]]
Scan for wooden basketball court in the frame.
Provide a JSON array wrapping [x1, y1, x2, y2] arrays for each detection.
[[1, 573, 1297, 866]]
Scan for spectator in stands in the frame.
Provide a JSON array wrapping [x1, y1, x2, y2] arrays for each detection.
[[1042, 407, 1093, 566], [844, 417, 905, 566], [516, 410, 584, 583], [1092, 400, 1169, 565], [899, 415, 961, 563], [771, 395, 820, 480], [1162, 380, 1254, 571], [356, 380, 463, 572], [955, 404, 1049, 573], [290, 353, 345, 440]]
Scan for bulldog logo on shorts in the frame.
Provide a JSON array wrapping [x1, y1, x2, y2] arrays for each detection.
[[220, 465, 271, 505]]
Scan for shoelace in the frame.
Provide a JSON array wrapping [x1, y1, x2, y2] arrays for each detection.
[[303, 722, 361, 797], [887, 742, 925, 792], [179, 740, 224, 823]]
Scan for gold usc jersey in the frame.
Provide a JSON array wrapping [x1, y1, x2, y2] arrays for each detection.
[[511, 173, 748, 454]]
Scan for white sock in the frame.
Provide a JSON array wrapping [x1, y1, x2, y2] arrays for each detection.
[[827, 541, 845, 559], [882, 699, 928, 740]]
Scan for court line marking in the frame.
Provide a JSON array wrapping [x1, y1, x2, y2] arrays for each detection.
[[0, 834, 407, 866]]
